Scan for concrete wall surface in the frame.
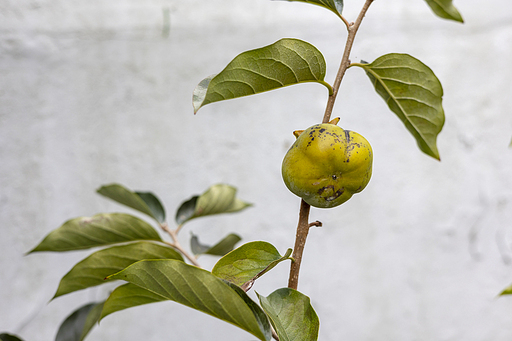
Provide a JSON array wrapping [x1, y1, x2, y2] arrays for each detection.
[[1, 0, 512, 340]]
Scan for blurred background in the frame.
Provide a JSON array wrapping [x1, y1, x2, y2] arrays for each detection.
[[1, 0, 512, 340]]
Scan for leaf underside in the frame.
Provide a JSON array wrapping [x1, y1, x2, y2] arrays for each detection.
[[29, 213, 161, 253], [191, 233, 242, 256], [54, 241, 183, 298], [108, 259, 272, 341], [424, 0, 464, 22], [258, 288, 319, 341], [56, 302, 104, 341], [193, 38, 331, 113], [274, 0, 344, 18], [355, 53, 445, 160]]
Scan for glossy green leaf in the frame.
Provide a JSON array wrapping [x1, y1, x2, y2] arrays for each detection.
[[100, 283, 167, 320], [97, 183, 166, 223], [108, 259, 271, 341], [0, 333, 24, 341], [424, 0, 463, 23], [257, 288, 319, 341], [193, 38, 332, 113], [175, 184, 251, 225], [55, 302, 104, 341], [352, 54, 445, 160], [191, 233, 242, 256], [275, 0, 343, 18], [54, 242, 183, 298], [29, 213, 161, 253], [212, 241, 292, 287]]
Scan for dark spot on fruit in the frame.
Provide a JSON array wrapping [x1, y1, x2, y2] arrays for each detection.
[[317, 186, 344, 201]]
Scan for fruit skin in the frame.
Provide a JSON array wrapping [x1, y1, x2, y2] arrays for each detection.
[[282, 122, 372, 208]]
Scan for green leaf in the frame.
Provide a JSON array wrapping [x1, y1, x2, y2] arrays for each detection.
[[352, 54, 445, 160], [100, 283, 167, 320], [257, 288, 319, 341], [424, 0, 463, 23], [108, 259, 272, 341], [193, 38, 332, 113], [29, 213, 161, 253], [190, 233, 242, 256], [55, 302, 104, 341], [499, 282, 512, 296], [175, 184, 252, 225], [54, 242, 183, 298], [212, 241, 292, 287], [97, 183, 166, 223], [0, 333, 24, 341], [275, 0, 343, 18]]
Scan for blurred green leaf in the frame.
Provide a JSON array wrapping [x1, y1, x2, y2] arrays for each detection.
[[29, 213, 161, 253], [257, 288, 319, 341], [101, 283, 167, 320], [424, 0, 463, 22], [175, 184, 251, 225], [108, 259, 271, 341], [193, 38, 332, 113], [353, 53, 445, 160], [190, 233, 242, 256], [55, 302, 104, 341], [0, 333, 24, 341], [500, 283, 512, 296], [54, 242, 183, 298], [275, 0, 343, 18], [97, 183, 166, 223], [212, 241, 292, 287]]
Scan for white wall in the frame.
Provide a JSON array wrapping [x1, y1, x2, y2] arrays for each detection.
[[1, 0, 512, 340]]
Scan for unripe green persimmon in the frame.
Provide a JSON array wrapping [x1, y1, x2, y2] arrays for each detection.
[[282, 120, 373, 208]]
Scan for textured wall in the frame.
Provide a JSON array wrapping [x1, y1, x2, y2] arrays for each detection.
[[1, 0, 512, 340]]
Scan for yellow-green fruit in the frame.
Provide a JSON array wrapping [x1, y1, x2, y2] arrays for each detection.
[[282, 122, 373, 208]]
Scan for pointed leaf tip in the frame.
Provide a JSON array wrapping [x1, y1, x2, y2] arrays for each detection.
[[424, 0, 464, 23]]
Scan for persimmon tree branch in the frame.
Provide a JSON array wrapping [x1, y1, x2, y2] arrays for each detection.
[[322, 0, 375, 123], [160, 222, 201, 267], [288, 200, 322, 289], [289, 0, 375, 290]]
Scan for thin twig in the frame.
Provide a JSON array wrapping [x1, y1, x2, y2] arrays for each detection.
[[322, 0, 375, 124], [340, 15, 351, 31], [160, 222, 201, 267]]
